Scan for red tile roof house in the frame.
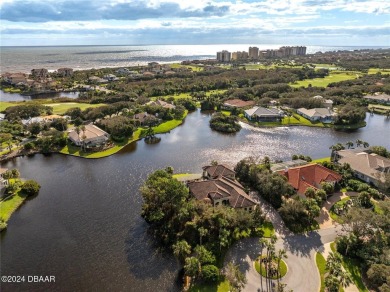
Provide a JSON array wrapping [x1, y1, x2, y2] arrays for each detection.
[[188, 164, 259, 211], [278, 163, 342, 196]]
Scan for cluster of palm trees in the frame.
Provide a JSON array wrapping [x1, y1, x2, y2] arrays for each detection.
[[258, 236, 288, 292], [324, 252, 352, 292], [329, 139, 370, 161]]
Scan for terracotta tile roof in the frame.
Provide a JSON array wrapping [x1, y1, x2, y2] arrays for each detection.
[[188, 176, 258, 208], [202, 164, 235, 178], [278, 163, 342, 195]]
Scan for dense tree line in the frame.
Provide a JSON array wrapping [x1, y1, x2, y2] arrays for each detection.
[[234, 158, 295, 209], [96, 116, 135, 141], [4, 104, 53, 120], [209, 113, 241, 133], [336, 201, 390, 291]]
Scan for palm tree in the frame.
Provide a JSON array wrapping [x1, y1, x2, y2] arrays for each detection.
[[80, 125, 86, 151], [345, 141, 354, 149], [363, 141, 369, 148], [329, 143, 345, 162], [259, 238, 267, 291], [339, 270, 353, 289], [276, 249, 287, 287], [355, 139, 363, 148], [385, 109, 390, 119]]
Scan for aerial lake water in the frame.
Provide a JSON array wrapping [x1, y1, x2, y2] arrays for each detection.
[[0, 90, 79, 101], [1, 110, 389, 291]]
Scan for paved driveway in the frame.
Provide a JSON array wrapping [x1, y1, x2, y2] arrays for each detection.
[[225, 197, 343, 292]]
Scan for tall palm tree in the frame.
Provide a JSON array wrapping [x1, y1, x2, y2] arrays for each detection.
[[345, 141, 354, 149], [259, 238, 267, 291], [276, 249, 287, 287], [339, 270, 353, 289], [80, 125, 86, 151], [363, 141, 369, 148], [355, 139, 363, 148]]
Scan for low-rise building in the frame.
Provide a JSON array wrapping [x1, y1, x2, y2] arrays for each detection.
[[3, 72, 27, 85], [146, 100, 176, 109], [363, 93, 390, 105], [244, 106, 283, 122], [222, 99, 255, 110], [88, 76, 107, 84], [297, 108, 334, 123], [335, 149, 390, 187], [103, 74, 118, 81], [68, 124, 109, 147], [279, 163, 342, 196]]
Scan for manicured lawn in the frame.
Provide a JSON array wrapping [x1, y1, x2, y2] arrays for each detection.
[[44, 102, 105, 114], [153, 110, 188, 134], [169, 63, 204, 72], [206, 90, 227, 96], [368, 104, 390, 115], [251, 113, 326, 128], [0, 102, 18, 112], [189, 279, 230, 292], [290, 71, 360, 88], [330, 242, 369, 292], [316, 252, 327, 292], [0, 101, 105, 114], [0, 190, 27, 223], [329, 197, 350, 223], [255, 257, 288, 279], [260, 221, 275, 238], [367, 68, 390, 74], [312, 157, 331, 163]]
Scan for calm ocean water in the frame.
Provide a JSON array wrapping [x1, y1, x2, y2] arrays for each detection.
[[1, 44, 388, 73]]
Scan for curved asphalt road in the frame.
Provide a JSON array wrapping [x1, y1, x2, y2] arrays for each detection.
[[225, 197, 343, 292]]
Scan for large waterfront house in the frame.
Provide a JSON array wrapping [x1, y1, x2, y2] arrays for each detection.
[[363, 93, 390, 105], [146, 100, 176, 109], [188, 164, 258, 211], [297, 108, 334, 123], [279, 163, 342, 196], [133, 112, 157, 126], [222, 99, 255, 110], [335, 149, 390, 187], [68, 124, 109, 147], [244, 106, 283, 122]]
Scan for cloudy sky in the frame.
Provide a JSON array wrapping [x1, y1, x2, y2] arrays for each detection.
[[0, 0, 389, 46]]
